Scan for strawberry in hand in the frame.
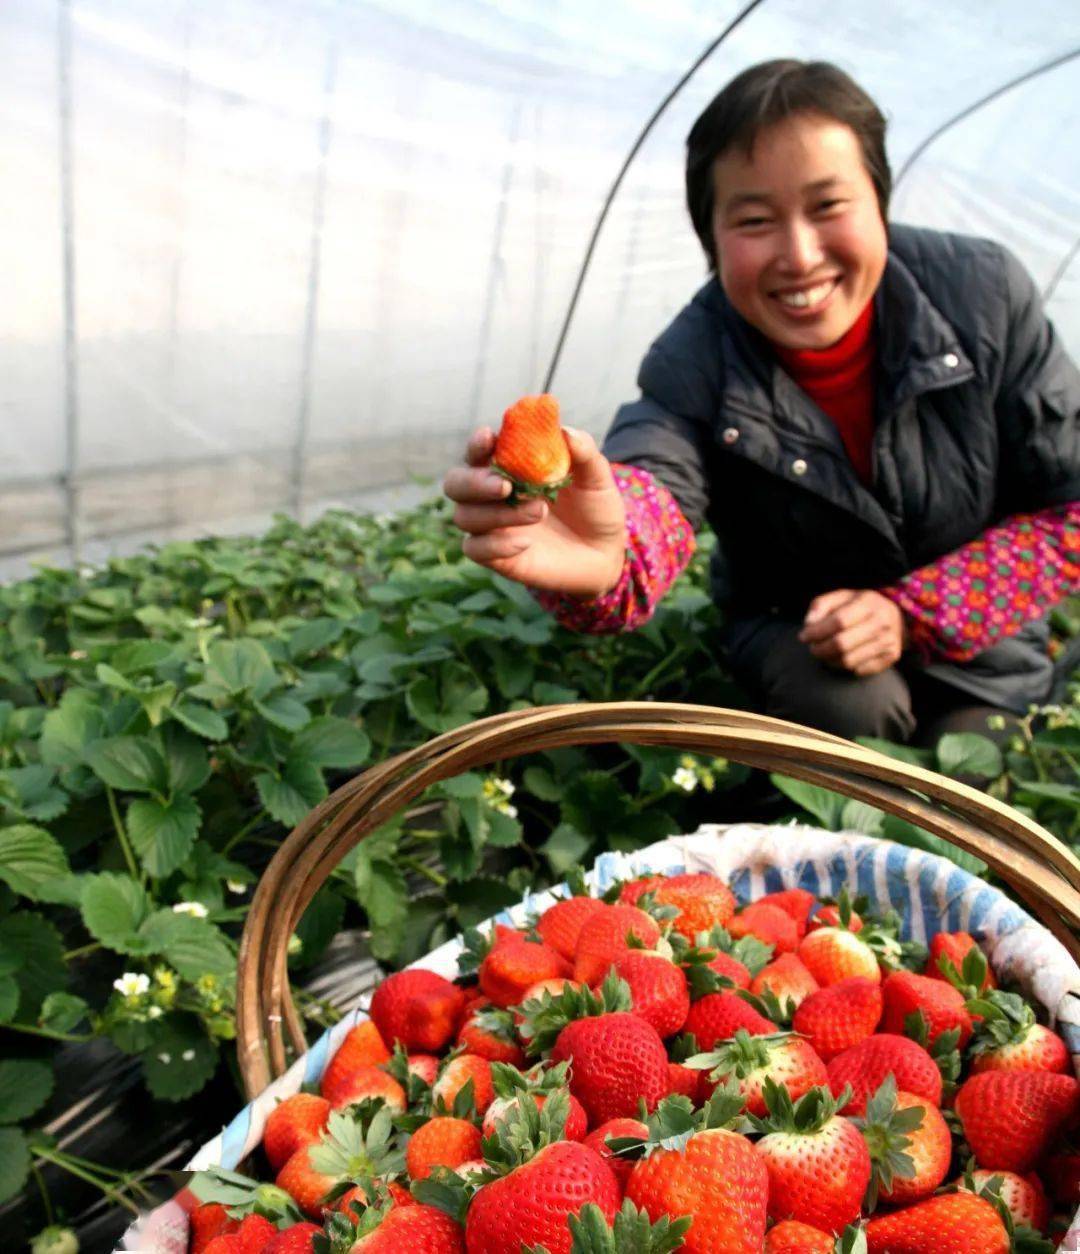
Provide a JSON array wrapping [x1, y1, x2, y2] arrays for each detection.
[[492, 395, 572, 501]]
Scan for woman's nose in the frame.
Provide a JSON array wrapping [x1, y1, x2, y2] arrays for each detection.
[[777, 218, 825, 273]]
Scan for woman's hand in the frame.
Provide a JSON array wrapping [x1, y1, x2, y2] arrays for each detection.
[[443, 426, 628, 598], [798, 588, 908, 676]]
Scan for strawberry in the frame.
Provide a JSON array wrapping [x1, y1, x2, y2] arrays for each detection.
[[349, 1202, 465, 1251], [573, 905, 661, 985], [582, 1118, 650, 1189], [687, 1029, 828, 1116], [727, 903, 799, 954], [552, 1011, 669, 1124], [406, 1053, 441, 1086], [334, 1178, 413, 1217], [925, 931, 995, 991], [880, 969, 973, 1049], [954, 1070, 1080, 1173], [807, 888, 864, 934], [432, 1054, 494, 1117], [202, 1213, 276, 1254], [483, 1089, 589, 1142], [763, 1220, 836, 1253], [963, 1168, 1051, 1233], [263, 1093, 331, 1174], [826, 1033, 942, 1114], [791, 977, 882, 1061], [319, 1021, 391, 1102], [616, 876, 666, 907], [683, 990, 775, 1049], [755, 888, 817, 938], [751, 954, 819, 1014], [606, 950, 690, 1039], [651, 873, 737, 940], [559, 1198, 692, 1251], [863, 1191, 1008, 1252], [466, 1141, 620, 1253], [405, 1116, 483, 1181], [491, 393, 572, 499], [855, 1077, 950, 1207], [967, 989, 1070, 1075], [189, 1202, 240, 1253], [624, 1091, 769, 1253], [262, 1223, 321, 1253], [457, 1005, 527, 1066], [537, 894, 607, 961], [323, 1063, 407, 1114], [705, 950, 754, 989], [481, 1061, 588, 1141], [667, 1060, 701, 1101], [480, 938, 572, 1008], [369, 969, 466, 1053], [797, 927, 880, 987], [750, 1080, 871, 1233]]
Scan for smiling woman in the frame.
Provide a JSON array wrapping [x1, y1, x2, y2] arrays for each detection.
[[446, 58, 1080, 748]]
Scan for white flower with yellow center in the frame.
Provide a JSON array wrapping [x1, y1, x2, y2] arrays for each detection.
[[172, 901, 208, 919], [113, 972, 150, 998]]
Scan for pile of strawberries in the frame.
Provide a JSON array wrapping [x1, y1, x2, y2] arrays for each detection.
[[188, 868, 1080, 1252]]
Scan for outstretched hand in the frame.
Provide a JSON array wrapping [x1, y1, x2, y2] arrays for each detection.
[[798, 588, 908, 676]]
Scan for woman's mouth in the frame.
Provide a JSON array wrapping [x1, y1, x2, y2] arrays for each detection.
[[772, 276, 841, 314]]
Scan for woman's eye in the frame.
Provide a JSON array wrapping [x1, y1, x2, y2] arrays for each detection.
[[815, 199, 845, 213], [735, 216, 770, 228]]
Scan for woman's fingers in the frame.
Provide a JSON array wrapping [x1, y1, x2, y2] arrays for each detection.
[[465, 426, 497, 467], [452, 499, 546, 534], [461, 529, 532, 564], [443, 465, 511, 505]]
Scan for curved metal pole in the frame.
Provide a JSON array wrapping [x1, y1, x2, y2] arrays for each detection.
[[542, 0, 769, 393], [1044, 234, 1080, 304]]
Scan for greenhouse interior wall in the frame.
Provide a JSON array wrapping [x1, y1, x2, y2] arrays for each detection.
[[2, 0, 1078, 581]]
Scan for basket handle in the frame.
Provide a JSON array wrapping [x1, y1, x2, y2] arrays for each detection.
[[236, 701, 1080, 1098]]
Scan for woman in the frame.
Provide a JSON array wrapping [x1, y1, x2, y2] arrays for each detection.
[[443, 59, 1080, 744]]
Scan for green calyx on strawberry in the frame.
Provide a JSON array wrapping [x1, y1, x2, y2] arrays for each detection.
[[515, 970, 632, 1057], [410, 1162, 479, 1226], [950, 1164, 1055, 1254], [490, 1059, 572, 1101], [903, 1011, 963, 1090], [312, 1181, 395, 1254], [456, 924, 499, 977], [431, 1071, 478, 1121], [737, 984, 798, 1025], [747, 1076, 852, 1138], [383, 1041, 435, 1110], [935, 942, 992, 997], [492, 394, 572, 502], [607, 1083, 750, 1163], [478, 1082, 572, 1175], [833, 1229, 869, 1254], [683, 1028, 797, 1082], [306, 1107, 406, 1203], [189, 1165, 303, 1225], [668, 1032, 701, 1064], [669, 925, 771, 996], [850, 1075, 922, 1211], [522, 1198, 692, 1254], [965, 988, 1043, 1054]]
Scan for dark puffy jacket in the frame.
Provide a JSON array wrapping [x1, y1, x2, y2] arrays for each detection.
[[602, 224, 1080, 713]]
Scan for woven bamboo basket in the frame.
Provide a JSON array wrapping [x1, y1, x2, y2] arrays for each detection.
[[236, 700, 1080, 1098]]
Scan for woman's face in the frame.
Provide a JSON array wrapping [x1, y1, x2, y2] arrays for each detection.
[[710, 112, 888, 350]]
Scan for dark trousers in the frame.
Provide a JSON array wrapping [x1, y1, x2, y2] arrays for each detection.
[[725, 621, 1016, 747]]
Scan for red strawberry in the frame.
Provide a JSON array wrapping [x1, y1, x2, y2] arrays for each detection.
[[456, 1005, 527, 1066], [964, 1168, 1050, 1233], [880, 969, 973, 1048], [492, 394, 572, 497], [483, 1090, 589, 1142], [1043, 1150, 1080, 1207], [480, 938, 572, 1008], [573, 905, 661, 985], [551, 1012, 669, 1124], [334, 1179, 413, 1217], [323, 1063, 407, 1114], [826, 1034, 942, 1114], [727, 903, 799, 954], [405, 1053, 440, 1086], [971, 1020, 1069, 1074], [751, 1081, 871, 1233], [405, 1115, 483, 1181], [189, 1202, 240, 1253], [691, 1029, 828, 1116], [263, 1223, 321, 1253], [797, 927, 879, 986], [667, 1060, 701, 1101], [756, 888, 817, 938], [432, 1054, 494, 1117], [606, 950, 690, 1038], [808, 894, 863, 933], [707, 951, 753, 989], [582, 1117, 649, 1189], [864, 1191, 1008, 1253], [652, 873, 737, 940], [751, 954, 819, 1013], [791, 977, 882, 1061], [856, 1079, 951, 1206], [683, 990, 775, 1050], [263, 1093, 331, 1173], [202, 1213, 276, 1254], [616, 875, 667, 906], [351, 1202, 465, 1251], [319, 1021, 391, 1102], [466, 1141, 620, 1254], [925, 931, 995, 990], [369, 969, 465, 1053], [275, 1108, 404, 1220], [763, 1220, 835, 1252], [537, 895, 607, 961], [954, 1070, 1080, 1173]]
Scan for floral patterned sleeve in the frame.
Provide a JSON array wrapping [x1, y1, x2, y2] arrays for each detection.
[[532, 464, 696, 634], [884, 502, 1080, 661]]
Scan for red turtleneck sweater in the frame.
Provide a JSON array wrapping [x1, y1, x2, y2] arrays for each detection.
[[773, 299, 876, 485]]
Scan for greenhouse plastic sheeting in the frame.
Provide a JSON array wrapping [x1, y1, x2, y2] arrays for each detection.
[[2, 0, 1078, 574]]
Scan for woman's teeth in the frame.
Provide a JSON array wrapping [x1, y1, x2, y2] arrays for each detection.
[[777, 280, 836, 309]]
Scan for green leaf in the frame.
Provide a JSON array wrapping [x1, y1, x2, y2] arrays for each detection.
[[857, 737, 935, 767], [84, 736, 168, 795], [39, 991, 90, 1034], [127, 795, 202, 878], [406, 664, 488, 733], [291, 885, 347, 968], [493, 650, 535, 700], [253, 693, 312, 733], [769, 775, 848, 829], [40, 689, 105, 768], [140, 910, 235, 981], [935, 733, 1003, 780], [486, 808, 523, 848], [170, 700, 229, 741], [539, 823, 592, 876], [255, 757, 327, 827], [0, 976, 18, 1024], [0, 1059, 54, 1123], [293, 716, 371, 769], [80, 873, 152, 954], [0, 912, 67, 1016], [354, 856, 408, 960], [159, 726, 212, 795], [0, 824, 71, 900], [288, 617, 346, 659], [838, 800, 885, 835], [523, 766, 563, 802], [446, 877, 520, 929], [2, 765, 69, 822], [437, 773, 485, 800], [0, 1127, 30, 1205], [205, 639, 276, 695], [141, 1018, 218, 1101]]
